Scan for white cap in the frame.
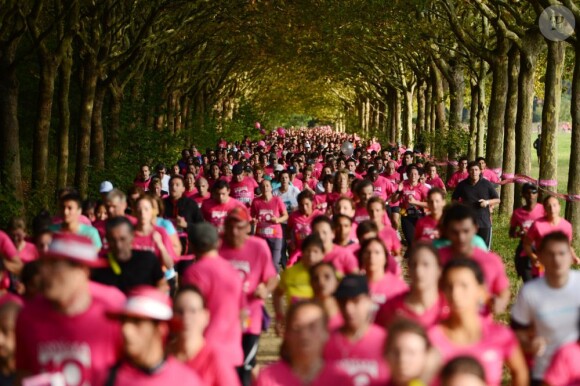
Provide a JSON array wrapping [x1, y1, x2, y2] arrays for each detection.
[[99, 181, 113, 193]]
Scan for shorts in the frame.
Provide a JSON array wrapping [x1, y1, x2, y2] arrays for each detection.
[[389, 206, 401, 214]]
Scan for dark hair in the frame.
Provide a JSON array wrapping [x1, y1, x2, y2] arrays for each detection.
[[428, 187, 446, 200], [467, 161, 480, 170], [311, 215, 333, 230], [538, 231, 571, 252], [211, 179, 230, 192], [105, 216, 134, 234], [441, 203, 477, 230], [297, 190, 314, 204], [309, 261, 337, 280], [440, 356, 486, 384], [60, 193, 82, 208], [175, 284, 206, 309], [408, 241, 441, 267], [385, 319, 430, 354], [406, 164, 419, 175], [332, 214, 352, 227], [358, 237, 389, 269], [441, 258, 485, 287], [301, 234, 324, 252], [169, 175, 185, 185], [458, 156, 469, 163], [367, 196, 385, 211], [542, 194, 559, 206], [475, 156, 486, 163], [322, 174, 334, 184], [82, 199, 97, 214], [280, 300, 328, 363], [355, 179, 373, 195], [356, 220, 379, 240]]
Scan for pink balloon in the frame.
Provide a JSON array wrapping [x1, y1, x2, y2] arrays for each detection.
[[258, 140, 266, 147], [255, 122, 261, 129], [277, 127, 285, 135]]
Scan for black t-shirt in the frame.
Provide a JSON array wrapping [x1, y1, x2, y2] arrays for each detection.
[[451, 177, 499, 228], [91, 250, 164, 294], [163, 196, 203, 227]]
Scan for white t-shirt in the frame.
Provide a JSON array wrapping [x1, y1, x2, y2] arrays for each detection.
[[511, 270, 580, 380], [273, 186, 301, 217]]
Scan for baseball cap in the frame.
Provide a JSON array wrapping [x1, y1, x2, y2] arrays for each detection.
[[334, 274, 369, 300], [226, 206, 251, 223], [232, 163, 244, 175], [107, 286, 173, 321], [287, 166, 297, 174], [43, 233, 101, 267], [522, 183, 538, 194], [99, 181, 113, 194], [275, 164, 284, 172]]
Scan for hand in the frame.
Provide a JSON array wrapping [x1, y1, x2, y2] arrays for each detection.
[[408, 195, 417, 204], [176, 216, 188, 228], [274, 317, 285, 337], [254, 283, 269, 299], [479, 199, 489, 208], [528, 336, 547, 356]]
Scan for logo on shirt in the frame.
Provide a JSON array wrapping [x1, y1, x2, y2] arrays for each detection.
[[338, 359, 379, 386], [38, 341, 91, 386]]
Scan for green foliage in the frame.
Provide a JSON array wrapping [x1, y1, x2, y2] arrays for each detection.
[[421, 128, 470, 159]]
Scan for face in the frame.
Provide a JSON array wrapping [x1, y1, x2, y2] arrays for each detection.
[[375, 159, 383, 170], [442, 267, 485, 314], [313, 223, 334, 247], [185, 174, 195, 189], [323, 180, 334, 193], [369, 170, 379, 182], [213, 187, 230, 204], [405, 154, 414, 164], [409, 247, 441, 291], [61, 200, 81, 224], [210, 165, 220, 178], [169, 178, 185, 199], [280, 174, 290, 186], [428, 166, 437, 178], [387, 162, 396, 173], [347, 161, 356, 172], [387, 332, 429, 384], [367, 202, 384, 223], [285, 305, 328, 360], [0, 307, 18, 363], [40, 259, 87, 304], [409, 168, 420, 183], [427, 192, 446, 214], [446, 219, 477, 252], [254, 169, 264, 179], [96, 205, 108, 221], [107, 224, 134, 262], [157, 168, 166, 178], [9, 228, 26, 247], [141, 166, 150, 180], [261, 180, 272, 195], [153, 183, 162, 196], [311, 264, 338, 296], [335, 199, 355, 217], [339, 294, 372, 330], [468, 166, 481, 180], [36, 233, 52, 253], [539, 240, 573, 279], [359, 185, 374, 204], [173, 291, 209, 337], [136, 199, 154, 224], [337, 174, 349, 190], [361, 240, 387, 273], [302, 245, 325, 268], [122, 317, 159, 361], [298, 198, 313, 215], [196, 179, 209, 194], [459, 159, 468, 171], [334, 217, 352, 241], [224, 219, 250, 248], [544, 197, 561, 218], [477, 159, 486, 170], [107, 197, 127, 218], [523, 189, 538, 204]]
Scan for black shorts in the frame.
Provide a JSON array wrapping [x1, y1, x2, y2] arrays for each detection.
[[389, 206, 401, 214]]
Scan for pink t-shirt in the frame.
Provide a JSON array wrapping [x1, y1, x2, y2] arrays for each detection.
[[446, 171, 468, 189], [134, 177, 151, 191], [255, 361, 353, 386], [230, 177, 258, 206], [251, 196, 286, 239], [372, 176, 396, 201], [353, 207, 392, 227], [438, 246, 509, 297], [382, 171, 401, 183], [527, 216, 573, 248], [375, 292, 449, 329], [428, 318, 519, 386], [400, 181, 429, 210], [482, 169, 500, 183], [132, 226, 177, 263], [201, 198, 245, 234], [181, 256, 244, 367], [288, 210, 322, 250], [17, 241, 38, 263], [426, 175, 445, 190], [324, 245, 359, 275], [96, 357, 202, 386], [510, 204, 545, 237], [414, 215, 440, 241], [185, 343, 241, 386], [327, 192, 354, 211], [291, 178, 304, 190], [219, 237, 277, 335], [303, 177, 318, 191], [323, 324, 389, 386], [0, 231, 17, 260], [192, 193, 210, 208], [543, 342, 580, 386], [16, 293, 123, 386], [314, 193, 331, 212], [368, 273, 409, 317]]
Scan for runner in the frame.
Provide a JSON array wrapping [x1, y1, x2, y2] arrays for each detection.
[[446, 157, 469, 190], [311, 216, 358, 275], [49, 193, 102, 250], [414, 188, 446, 241], [440, 356, 487, 386], [310, 262, 343, 330], [201, 180, 244, 235], [287, 191, 322, 266]]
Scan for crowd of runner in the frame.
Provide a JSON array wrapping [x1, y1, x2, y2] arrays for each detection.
[[0, 126, 578, 385]]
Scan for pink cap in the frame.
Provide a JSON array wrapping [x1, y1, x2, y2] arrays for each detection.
[[43, 233, 100, 267], [107, 285, 173, 321]]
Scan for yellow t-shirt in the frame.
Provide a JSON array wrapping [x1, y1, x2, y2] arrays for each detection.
[[280, 261, 314, 305]]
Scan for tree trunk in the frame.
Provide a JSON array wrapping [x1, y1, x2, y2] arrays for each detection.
[[476, 63, 487, 157], [108, 82, 122, 162], [0, 39, 23, 200], [394, 91, 402, 144], [57, 45, 72, 190], [91, 82, 106, 172], [403, 87, 415, 147], [539, 40, 566, 193], [432, 64, 447, 158], [485, 51, 509, 172], [365, 97, 371, 134], [32, 56, 58, 190], [75, 58, 98, 197], [468, 80, 479, 160], [500, 46, 520, 216], [416, 79, 426, 144], [514, 30, 543, 208], [425, 78, 433, 154], [566, 37, 580, 251]]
